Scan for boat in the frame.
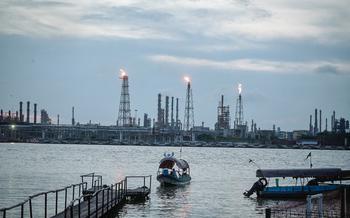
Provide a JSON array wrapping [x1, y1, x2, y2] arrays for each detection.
[[243, 168, 350, 199], [157, 153, 191, 186]]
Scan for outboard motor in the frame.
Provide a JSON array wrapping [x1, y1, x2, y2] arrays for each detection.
[[243, 178, 268, 197]]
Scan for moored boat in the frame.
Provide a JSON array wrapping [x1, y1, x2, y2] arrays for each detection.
[[157, 153, 191, 186], [244, 168, 350, 199]]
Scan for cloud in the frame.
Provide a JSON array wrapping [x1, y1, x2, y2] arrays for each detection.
[[0, 0, 349, 44], [314, 65, 340, 75], [148, 54, 350, 75]]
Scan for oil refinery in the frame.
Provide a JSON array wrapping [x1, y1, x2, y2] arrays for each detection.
[[0, 69, 349, 148]]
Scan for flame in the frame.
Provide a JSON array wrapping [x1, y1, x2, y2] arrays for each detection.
[[238, 83, 242, 94], [119, 69, 127, 78], [184, 76, 190, 83]]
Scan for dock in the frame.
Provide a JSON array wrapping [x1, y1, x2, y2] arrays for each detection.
[[0, 173, 151, 218]]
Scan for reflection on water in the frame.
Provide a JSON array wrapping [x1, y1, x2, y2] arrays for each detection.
[[155, 185, 191, 218]]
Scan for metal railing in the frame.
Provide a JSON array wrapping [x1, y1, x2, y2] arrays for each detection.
[[64, 179, 127, 218], [81, 173, 103, 189], [125, 175, 152, 192], [0, 174, 152, 218], [0, 182, 87, 218]]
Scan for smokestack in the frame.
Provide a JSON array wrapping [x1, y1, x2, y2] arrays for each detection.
[[221, 95, 224, 108], [314, 109, 318, 134], [0, 109, 3, 121], [171, 97, 174, 127], [8, 110, 11, 119], [72, 107, 75, 126], [165, 96, 169, 126], [332, 110, 335, 132], [157, 93, 162, 126], [57, 114, 60, 125], [16, 111, 18, 121], [309, 115, 313, 133], [26, 101, 30, 123], [326, 118, 328, 132], [34, 103, 37, 124], [176, 98, 179, 128], [319, 109, 322, 132], [19, 101, 23, 122]]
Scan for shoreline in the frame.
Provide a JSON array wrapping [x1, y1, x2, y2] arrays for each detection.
[[1, 140, 349, 151]]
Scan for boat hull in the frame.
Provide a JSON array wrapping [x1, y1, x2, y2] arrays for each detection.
[[258, 185, 340, 199], [157, 174, 191, 186]]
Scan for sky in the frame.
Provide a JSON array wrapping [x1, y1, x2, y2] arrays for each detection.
[[0, 0, 349, 131]]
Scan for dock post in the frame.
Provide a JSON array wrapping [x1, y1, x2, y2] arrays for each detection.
[[95, 193, 98, 218], [265, 208, 271, 218], [102, 189, 105, 215], [88, 197, 91, 218], [29, 198, 33, 218], [107, 188, 110, 210], [78, 198, 81, 218], [21, 204, 24, 218], [64, 188, 68, 209], [55, 190, 58, 215], [2, 209, 5, 218], [125, 178, 127, 195], [70, 205, 73, 218], [150, 175, 152, 192], [341, 187, 345, 218], [45, 193, 47, 218]]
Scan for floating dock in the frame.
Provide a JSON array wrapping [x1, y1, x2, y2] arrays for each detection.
[[0, 173, 151, 218]]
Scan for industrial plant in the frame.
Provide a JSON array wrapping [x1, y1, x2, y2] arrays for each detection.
[[0, 69, 349, 148]]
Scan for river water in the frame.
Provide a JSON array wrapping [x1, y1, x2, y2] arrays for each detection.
[[0, 143, 349, 217]]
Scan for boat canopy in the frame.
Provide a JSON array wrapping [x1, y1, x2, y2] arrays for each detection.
[[158, 157, 190, 170], [256, 168, 342, 178]]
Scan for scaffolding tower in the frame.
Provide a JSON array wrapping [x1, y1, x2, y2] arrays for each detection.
[[183, 77, 194, 131], [117, 69, 132, 126]]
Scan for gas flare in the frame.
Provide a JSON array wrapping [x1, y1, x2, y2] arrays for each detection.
[[120, 69, 127, 78], [238, 83, 242, 94]]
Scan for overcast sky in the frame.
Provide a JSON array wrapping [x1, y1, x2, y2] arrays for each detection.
[[0, 0, 349, 131]]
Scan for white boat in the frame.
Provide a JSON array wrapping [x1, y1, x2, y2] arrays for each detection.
[[156, 153, 191, 186]]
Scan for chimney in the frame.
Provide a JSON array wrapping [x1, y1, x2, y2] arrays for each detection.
[[176, 98, 179, 128], [221, 95, 224, 108], [309, 115, 313, 133], [8, 110, 11, 119], [171, 97, 174, 127], [165, 96, 169, 126], [19, 101, 23, 122], [314, 109, 318, 134], [34, 103, 37, 124], [72, 107, 75, 126], [326, 118, 328, 132], [26, 101, 30, 123], [157, 93, 162, 126], [332, 110, 335, 132], [319, 109, 322, 132], [16, 111, 18, 121], [0, 109, 3, 121], [57, 114, 60, 125]]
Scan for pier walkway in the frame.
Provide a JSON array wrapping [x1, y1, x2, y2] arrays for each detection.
[[0, 173, 151, 218]]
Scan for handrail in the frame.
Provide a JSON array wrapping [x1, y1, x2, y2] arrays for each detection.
[[1, 175, 151, 218], [64, 180, 127, 217], [0, 181, 87, 216], [125, 175, 152, 178]]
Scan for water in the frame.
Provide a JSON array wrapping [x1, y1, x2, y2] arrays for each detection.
[[0, 143, 349, 217]]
